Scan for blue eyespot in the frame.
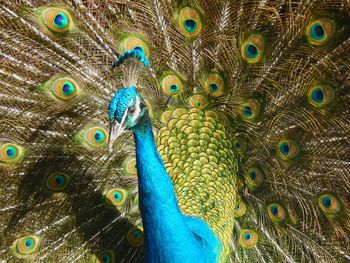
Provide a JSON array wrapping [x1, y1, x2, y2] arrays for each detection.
[[240, 99, 261, 121], [271, 205, 279, 216], [97, 251, 115, 263], [94, 131, 103, 142], [102, 255, 110, 262], [245, 44, 258, 59], [311, 88, 324, 104], [93, 130, 105, 144], [244, 233, 251, 240], [209, 83, 219, 92], [45, 172, 70, 192], [114, 192, 123, 201], [243, 105, 253, 117], [318, 194, 341, 216], [104, 188, 128, 208], [234, 137, 248, 155], [184, 19, 197, 33], [279, 143, 289, 155], [133, 231, 141, 238], [307, 19, 337, 46], [249, 171, 256, 180], [25, 240, 32, 248], [62, 82, 75, 96], [6, 146, 17, 159], [178, 7, 202, 37], [246, 167, 264, 190], [322, 196, 332, 208], [127, 227, 144, 247], [55, 175, 65, 186], [240, 229, 258, 248], [311, 23, 325, 40], [54, 12, 69, 29], [169, 84, 179, 93]]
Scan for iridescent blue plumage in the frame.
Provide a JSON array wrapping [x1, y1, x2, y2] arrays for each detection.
[[111, 49, 150, 68], [109, 86, 138, 122], [108, 50, 222, 262]]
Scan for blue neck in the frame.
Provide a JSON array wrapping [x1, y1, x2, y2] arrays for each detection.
[[133, 114, 208, 262]]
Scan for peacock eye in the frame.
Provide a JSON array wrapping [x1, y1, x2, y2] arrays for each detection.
[[103, 188, 129, 209], [178, 7, 203, 38], [0, 143, 24, 163], [204, 73, 225, 97], [318, 194, 341, 216], [161, 74, 185, 96], [43, 172, 71, 192], [241, 34, 265, 64], [95, 250, 115, 263], [239, 229, 259, 248], [276, 138, 300, 161], [51, 77, 79, 101], [307, 83, 335, 109], [128, 106, 136, 115], [306, 18, 337, 46], [127, 227, 144, 247], [42, 8, 73, 34], [12, 235, 41, 258]]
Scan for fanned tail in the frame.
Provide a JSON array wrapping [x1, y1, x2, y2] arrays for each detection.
[[0, 0, 349, 262]]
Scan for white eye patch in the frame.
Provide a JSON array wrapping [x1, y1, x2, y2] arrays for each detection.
[[129, 96, 142, 123]]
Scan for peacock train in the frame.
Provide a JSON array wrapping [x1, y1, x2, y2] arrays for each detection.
[[0, 0, 349, 262]]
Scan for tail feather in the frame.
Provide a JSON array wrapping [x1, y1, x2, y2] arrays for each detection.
[[0, 0, 350, 262]]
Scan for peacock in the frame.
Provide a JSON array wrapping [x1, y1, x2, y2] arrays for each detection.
[[0, 0, 349, 262]]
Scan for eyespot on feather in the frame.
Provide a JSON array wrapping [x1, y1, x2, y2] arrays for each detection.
[[307, 82, 335, 109], [12, 235, 40, 259], [239, 99, 261, 121], [239, 229, 258, 248], [204, 73, 225, 97], [0, 143, 24, 163], [127, 227, 144, 247], [245, 167, 264, 190], [178, 7, 203, 38], [95, 250, 116, 263], [318, 194, 341, 216], [241, 34, 265, 64], [189, 94, 208, 110], [276, 138, 300, 161], [42, 8, 73, 34], [85, 127, 108, 148], [51, 78, 79, 101], [306, 18, 337, 46], [234, 136, 248, 156], [235, 200, 247, 218], [43, 172, 70, 192], [161, 74, 184, 96], [103, 188, 129, 208], [267, 203, 287, 223]]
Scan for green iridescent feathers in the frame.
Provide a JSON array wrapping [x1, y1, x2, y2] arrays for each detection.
[[0, 0, 350, 262]]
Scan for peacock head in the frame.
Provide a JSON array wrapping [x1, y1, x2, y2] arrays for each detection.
[[108, 86, 147, 149]]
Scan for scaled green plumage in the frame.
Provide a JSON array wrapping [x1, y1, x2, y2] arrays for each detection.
[[0, 0, 349, 262]]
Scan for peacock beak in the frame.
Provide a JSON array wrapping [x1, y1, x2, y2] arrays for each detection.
[[108, 120, 126, 151], [108, 108, 129, 151]]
